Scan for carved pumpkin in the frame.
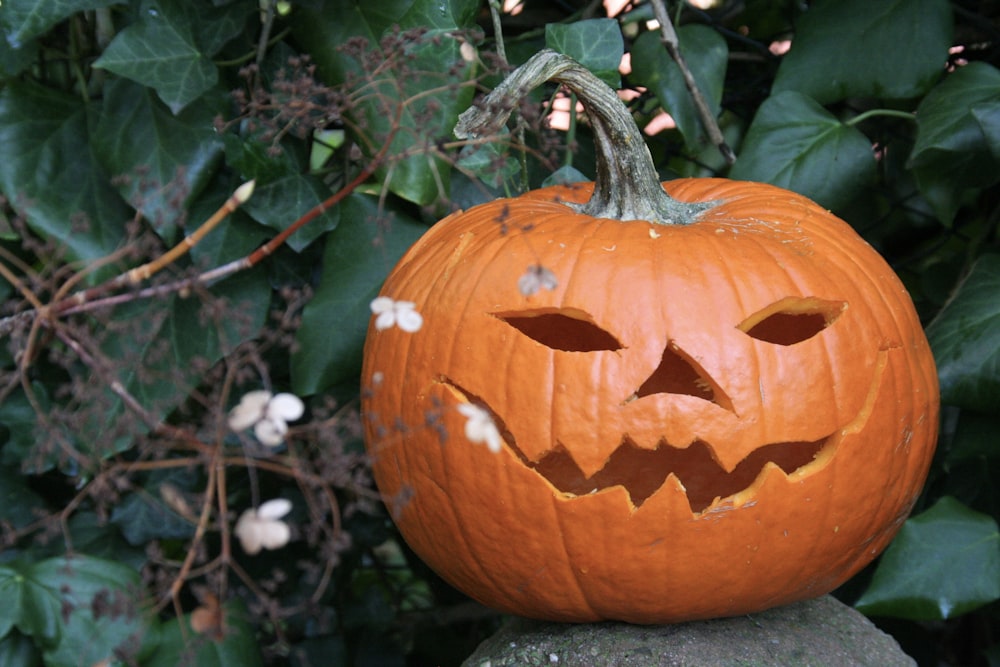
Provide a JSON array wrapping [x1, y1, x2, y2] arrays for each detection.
[[361, 51, 938, 623]]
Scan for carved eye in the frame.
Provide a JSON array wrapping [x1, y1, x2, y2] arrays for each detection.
[[495, 309, 622, 352], [738, 297, 847, 346]]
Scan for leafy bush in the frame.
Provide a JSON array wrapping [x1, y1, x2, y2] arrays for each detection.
[[0, 0, 997, 665]]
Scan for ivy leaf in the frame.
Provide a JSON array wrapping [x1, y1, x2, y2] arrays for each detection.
[[926, 254, 1000, 412], [0, 383, 55, 472], [186, 178, 274, 267], [909, 62, 1000, 225], [773, 0, 952, 104], [222, 130, 340, 252], [0, 464, 47, 530], [92, 77, 225, 240], [93, 0, 219, 113], [0, 555, 149, 663], [455, 138, 520, 190], [0, 632, 39, 667], [1, 0, 118, 47], [855, 497, 1000, 620], [729, 90, 876, 210], [629, 25, 728, 150], [0, 39, 37, 77], [291, 0, 478, 206], [545, 19, 624, 88], [144, 602, 262, 667], [974, 103, 1000, 163], [76, 264, 270, 464], [542, 164, 590, 187], [110, 469, 198, 545], [291, 194, 426, 395], [939, 411, 1000, 513], [0, 81, 131, 269]]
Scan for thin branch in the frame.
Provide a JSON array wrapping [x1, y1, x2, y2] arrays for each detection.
[[649, 0, 735, 165]]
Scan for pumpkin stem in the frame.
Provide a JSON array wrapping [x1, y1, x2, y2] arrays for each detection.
[[455, 49, 712, 225]]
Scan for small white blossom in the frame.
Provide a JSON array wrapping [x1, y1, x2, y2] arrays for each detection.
[[235, 498, 292, 555], [457, 403, 503, 453], [370, 296, 423, 332], [228, 390, 305, 447]]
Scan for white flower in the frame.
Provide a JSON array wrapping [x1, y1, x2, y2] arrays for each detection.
[[457, 403, 503, 453], [234, 498, 292, 555], [228, 390, 305, 447], [370, 296, 423, 332]]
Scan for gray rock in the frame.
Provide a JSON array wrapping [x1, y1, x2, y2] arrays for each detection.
[[462, 595, 913, 667]]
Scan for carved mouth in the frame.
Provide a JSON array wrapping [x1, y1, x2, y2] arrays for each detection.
[[523, 436, 829, 512], [442, 380, 834, 513]]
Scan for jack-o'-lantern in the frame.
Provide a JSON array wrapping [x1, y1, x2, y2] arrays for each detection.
[[361, 50, 938, 623]]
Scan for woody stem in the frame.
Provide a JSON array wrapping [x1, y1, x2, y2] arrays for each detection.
[[454, 49, 713, 225]]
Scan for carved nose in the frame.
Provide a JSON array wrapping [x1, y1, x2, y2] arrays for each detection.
[[628, 341, 734, 412]]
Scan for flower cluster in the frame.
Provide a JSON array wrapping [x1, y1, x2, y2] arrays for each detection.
[[234, 498, 293, 555], [228, 390, 305, 446], [458, 403, 503, 453], [370, 296, 422, 332], [368, 295, 504, 456]]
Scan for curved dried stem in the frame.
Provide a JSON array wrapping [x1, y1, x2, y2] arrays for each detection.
[[456, 49, 714, 225]]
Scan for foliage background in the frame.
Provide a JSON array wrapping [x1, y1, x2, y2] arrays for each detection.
[[0, 0, 998, 665]]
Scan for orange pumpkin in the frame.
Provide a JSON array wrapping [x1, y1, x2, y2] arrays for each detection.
[[361, 50, 938, 623]]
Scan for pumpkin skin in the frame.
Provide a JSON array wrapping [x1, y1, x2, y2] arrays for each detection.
[[361, 176, 938, 624]]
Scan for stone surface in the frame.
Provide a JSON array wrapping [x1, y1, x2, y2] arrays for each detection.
[[462, 595, 913, 667]]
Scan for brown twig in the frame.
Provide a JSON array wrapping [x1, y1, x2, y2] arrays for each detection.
[[649, 0, 735, 164]]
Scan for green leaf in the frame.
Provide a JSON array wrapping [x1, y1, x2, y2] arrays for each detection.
[[912, 63, 1000, 163], [291, 0, 478, 206], [926, 254, 1000, 412], [945, 411, 1000, 468], [0, 464, 46, 530], [0, 81, 131, 268], [0, 566, 21, 638], [855, 496, 1000, 620], [91, 77, 224, 240], [545, 19, 624, 88], [974, 103, 1000, 163], [542, 164, 589, 187], [0, 41, 37, 78], [0, 383, 55, 472], [222, 129, 340, 252], [728, 90, 876, 210], [77, 267, 269, 463], [186, 178, 274, 267], [0, 555, 149, 663], [92, 0, 220, 113], [773, 0, 952, 104], [110, 490, 194, 545], [291, 194, 426, 395], [909, 62, 1000, 224], [1, 0, 118, 47], [455, 138, 520, 190], [144, 602, 262, 667], [629, 25, 728, 151], [938, 411, 1000, 512], [110, 469, 197, 545], [0, 632, 41, 667]]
